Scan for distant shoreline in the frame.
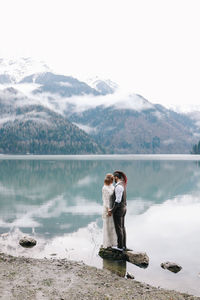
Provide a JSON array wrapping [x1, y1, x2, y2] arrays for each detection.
[[1, 154, 200, 161]]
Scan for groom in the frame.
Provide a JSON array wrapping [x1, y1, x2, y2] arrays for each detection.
[[108, 171, 130, 251]]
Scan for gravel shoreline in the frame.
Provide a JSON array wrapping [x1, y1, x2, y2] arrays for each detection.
[[0, 253, 199, 300]]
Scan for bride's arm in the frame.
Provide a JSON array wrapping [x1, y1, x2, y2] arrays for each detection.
[[102, 188, 110, 210]]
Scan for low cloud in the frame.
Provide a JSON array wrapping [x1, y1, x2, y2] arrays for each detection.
[[0, 111, 51, 126], [162, 139, 175, 145], [73, 123, 97, 134], [193, 132, 200, 138], [0, 83, 156, 118], [152, 110, 164, 120], [59, 82, 73, 87], [62, 92, 154, 114]]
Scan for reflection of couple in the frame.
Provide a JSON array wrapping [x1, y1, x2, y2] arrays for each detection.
[[102, 171, 131, 251]]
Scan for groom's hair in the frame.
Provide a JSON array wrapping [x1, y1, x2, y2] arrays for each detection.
[[113, 171, 122, 179], [113, 170, 128, 186]]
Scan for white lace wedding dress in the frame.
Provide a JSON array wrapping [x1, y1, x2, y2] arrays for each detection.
[[102, 184, 117, 248]]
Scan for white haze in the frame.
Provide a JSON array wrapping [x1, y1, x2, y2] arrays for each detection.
[[73, 123, 97, 134], [0, 113, 51, 126], [1, 0, 200, 112], [3, 79, 200, 131], [0, 83, 156, 114]]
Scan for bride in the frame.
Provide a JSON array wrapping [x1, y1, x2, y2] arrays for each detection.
[[102, 173, 117, 248]]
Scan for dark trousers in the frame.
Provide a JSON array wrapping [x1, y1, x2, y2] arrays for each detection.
[[113, 206, 127, 249]]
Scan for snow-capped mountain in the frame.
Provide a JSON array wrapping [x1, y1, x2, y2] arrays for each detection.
[[86, 76, 118, 95], [0, 56, 200, 154], [0, 57, 51, 83], [0, 58, 119, 95], [0, 58, 116, 97]]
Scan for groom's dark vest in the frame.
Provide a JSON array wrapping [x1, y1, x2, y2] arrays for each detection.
[[111, 182, 127, 213]]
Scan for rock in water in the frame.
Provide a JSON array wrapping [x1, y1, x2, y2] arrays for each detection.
[[126, 272, 135, 279], [19, 236, 37, 248], [126, 251, 149, 268], [98, 247, 149, 268], [161, 262, 182, 273], [99, 247, 127, 260]]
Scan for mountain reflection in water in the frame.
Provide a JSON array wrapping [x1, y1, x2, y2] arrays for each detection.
[[0, 156, 200, 296]]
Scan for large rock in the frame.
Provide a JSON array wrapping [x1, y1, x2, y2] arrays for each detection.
[[161, 261, 182, 273], [98, 247, 149, 268], [99, 247, 127, 261], [19, 236, 37, 248], [126, 251, 149, 268]]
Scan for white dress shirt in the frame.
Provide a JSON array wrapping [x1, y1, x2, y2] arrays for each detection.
[[115, 181, 124, 203]]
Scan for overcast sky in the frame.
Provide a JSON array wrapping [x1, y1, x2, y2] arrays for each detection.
[[0, 0, 200, 111]]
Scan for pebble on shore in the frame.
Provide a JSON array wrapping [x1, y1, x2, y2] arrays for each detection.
[[19, 236, 37, 248]]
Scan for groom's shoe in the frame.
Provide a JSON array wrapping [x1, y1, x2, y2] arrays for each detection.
[[112, 246, 123, 252], [123, 247, 133, 251]]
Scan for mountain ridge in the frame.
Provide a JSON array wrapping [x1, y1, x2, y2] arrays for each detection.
[[0, 57, 199, 154], [68, 98, 197, 154]]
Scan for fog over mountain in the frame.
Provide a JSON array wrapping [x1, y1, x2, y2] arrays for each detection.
[[0, 83, 103, 154], [0, 57, 199, 154]]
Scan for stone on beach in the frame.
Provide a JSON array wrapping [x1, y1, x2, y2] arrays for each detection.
[[19, 236, 37, 248], [161, 261, 182, 273], [126, 272, 135, 279], [98, 247, 149, 268]]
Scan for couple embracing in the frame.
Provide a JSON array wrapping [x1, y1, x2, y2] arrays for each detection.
[[102, 171, 131, 252]]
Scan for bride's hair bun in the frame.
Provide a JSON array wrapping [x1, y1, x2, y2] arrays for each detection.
[[104, 173, 114, 185]]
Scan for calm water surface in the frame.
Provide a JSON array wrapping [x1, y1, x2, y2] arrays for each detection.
[[0, 155, 200, 296]]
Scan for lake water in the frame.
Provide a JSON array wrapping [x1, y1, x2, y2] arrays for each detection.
[[0, 155, 200, 296]]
